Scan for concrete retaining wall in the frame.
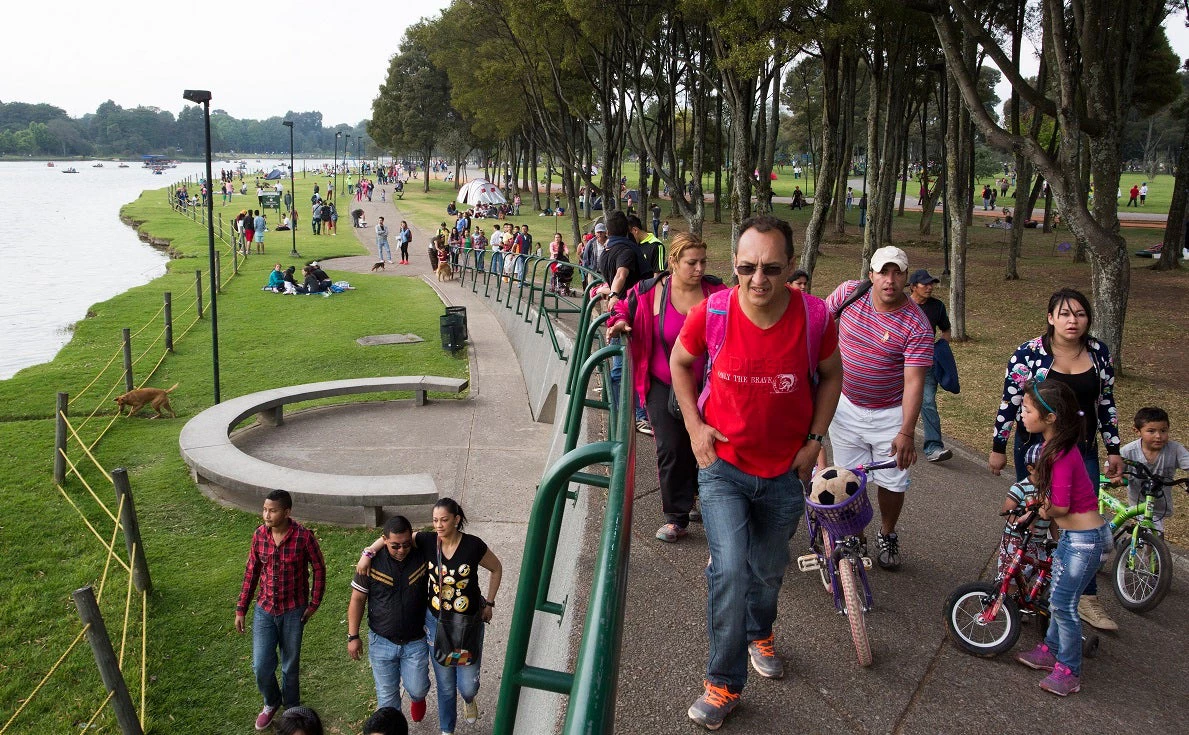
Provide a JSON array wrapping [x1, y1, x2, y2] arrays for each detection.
[[483, 298, 593, 732]]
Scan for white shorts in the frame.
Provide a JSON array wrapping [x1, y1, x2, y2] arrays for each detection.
[[829, 393, 911, 492]]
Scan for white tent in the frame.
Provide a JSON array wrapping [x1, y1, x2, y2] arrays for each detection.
[[457, 179, 507, 205]]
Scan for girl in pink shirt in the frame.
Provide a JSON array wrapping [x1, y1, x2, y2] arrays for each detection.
[[1014, 379, 1110, 696]]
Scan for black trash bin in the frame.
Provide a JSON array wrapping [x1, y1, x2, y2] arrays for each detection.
[[440, 313, 465, 352], [445, 306, 468, 341]]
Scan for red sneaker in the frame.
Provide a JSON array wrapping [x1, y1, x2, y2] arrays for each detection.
[[254, 705, 278, 730], [410, 698, 426, 722]]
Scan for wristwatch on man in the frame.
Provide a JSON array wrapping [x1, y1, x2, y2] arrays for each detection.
[[347, 633, 361, 642]]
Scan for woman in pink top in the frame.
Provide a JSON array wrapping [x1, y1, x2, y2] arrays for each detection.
[[607, 232, 726, 542], [1013, 379, 1111, 696]]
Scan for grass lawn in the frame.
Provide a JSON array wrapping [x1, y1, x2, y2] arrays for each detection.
[[0, 177, 466, 733], [398, 176, 1189, 544]]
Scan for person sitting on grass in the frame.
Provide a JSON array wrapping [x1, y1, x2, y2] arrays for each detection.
[[267, 264, 285, 293]]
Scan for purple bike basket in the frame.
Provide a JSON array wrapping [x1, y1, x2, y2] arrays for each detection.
[[806, 473, 873, 538]]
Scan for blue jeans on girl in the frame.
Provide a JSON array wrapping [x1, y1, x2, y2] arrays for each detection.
[[1044, 524, 1111, 675], [425, 609, 484, 733]]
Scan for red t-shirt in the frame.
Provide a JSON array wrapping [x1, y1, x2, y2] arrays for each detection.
[[679, 287, 838, 478]]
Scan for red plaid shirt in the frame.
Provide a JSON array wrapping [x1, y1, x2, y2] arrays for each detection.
[[236, 521, 326, 616]]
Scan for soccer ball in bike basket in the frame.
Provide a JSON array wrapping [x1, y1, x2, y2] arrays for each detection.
[[807, 466, 873, 538]]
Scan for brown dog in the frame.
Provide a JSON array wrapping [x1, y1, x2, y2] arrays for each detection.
[[371, 261, 386, 271], [115, 383, 178, 418]]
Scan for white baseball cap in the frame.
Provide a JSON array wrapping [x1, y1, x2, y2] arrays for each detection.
[[870, 246, 908, 273]]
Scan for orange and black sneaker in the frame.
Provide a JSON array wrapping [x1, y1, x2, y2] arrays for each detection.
[[747, 633, 784, 678], [687, 680, 741, 730]]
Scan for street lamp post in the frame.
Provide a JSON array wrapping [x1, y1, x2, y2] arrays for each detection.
[[182, 89, 220, 404], [334, 131, 342, 204], [344, 134, 352, 195], [282, 121, 299, 258]]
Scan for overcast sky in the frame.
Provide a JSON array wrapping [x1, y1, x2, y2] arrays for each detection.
[[1, 2, 1186, 126], [0, 0, 452, 126]]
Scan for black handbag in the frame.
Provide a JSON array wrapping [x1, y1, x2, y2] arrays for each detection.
[[432, 542, 482, 666]]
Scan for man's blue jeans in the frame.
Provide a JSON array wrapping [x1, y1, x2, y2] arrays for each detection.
[[425, 609, 483, 733], [698, 459, 804, 690], [921, 371, 944, 455], [1045, 524, 1111, 675], [475, 250, 485, 272], [252, 605, 305, 708], [491, 251, 504, 276], [378, 240, 392, 261], [367, 632, 430, 711], [608, 336, 623, 412]]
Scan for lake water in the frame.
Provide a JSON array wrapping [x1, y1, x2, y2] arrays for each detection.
[[0, 159, 338, 379]]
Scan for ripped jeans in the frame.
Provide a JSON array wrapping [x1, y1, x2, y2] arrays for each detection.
[[1045, 524, 1111, 675]]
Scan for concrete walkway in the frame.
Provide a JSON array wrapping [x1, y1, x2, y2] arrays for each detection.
[[608, 433, 1189, 733], [254, 188, 1189, 733], [241, 194, 553, 734]]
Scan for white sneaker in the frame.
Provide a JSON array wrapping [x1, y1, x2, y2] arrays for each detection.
[[463, 698, 479, 723], [926, 448, 953, 462]]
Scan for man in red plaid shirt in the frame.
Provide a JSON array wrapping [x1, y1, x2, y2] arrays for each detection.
[[235, 489, 326, 730]]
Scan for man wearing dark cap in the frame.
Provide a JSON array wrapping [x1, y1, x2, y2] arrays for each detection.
[[908, 269, 952, 463]]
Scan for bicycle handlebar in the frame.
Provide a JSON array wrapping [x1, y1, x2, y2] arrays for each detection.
[[1119, 459, 1189, 492]]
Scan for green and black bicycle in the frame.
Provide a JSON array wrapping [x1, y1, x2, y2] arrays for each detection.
[[1099, 459, 1188, 613]]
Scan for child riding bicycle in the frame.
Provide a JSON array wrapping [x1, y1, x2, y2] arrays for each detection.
[[997, 443, 1051, 582], [1116, 407, 1189, 533]]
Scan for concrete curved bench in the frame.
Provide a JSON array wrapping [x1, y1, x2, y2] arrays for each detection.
[[179, 376, 468, 526]]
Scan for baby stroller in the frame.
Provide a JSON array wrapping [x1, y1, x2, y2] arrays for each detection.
[[550, 254, 576, 296]]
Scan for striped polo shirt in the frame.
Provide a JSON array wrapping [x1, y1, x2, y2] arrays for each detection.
[[826, 280, 933, 409]]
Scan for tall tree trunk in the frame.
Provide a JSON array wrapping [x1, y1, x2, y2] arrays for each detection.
[[1156, 119, 1189, 270], [945, 66, 971, 341], [714, 91, 724, 224], [803, 32, 845, 279], [834, 55, 857, 236]]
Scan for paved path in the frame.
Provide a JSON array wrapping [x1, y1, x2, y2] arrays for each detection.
[[245, 195, 550, 734], [265, 188, 1189, 733], [608, 433, 1189, 733]]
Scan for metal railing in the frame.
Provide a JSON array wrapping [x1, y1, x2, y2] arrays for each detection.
[[450, 247, 637, 733]]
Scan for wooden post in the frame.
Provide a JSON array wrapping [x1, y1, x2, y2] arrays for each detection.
[[54, 392, 68, 484], [163, 293, 173, 351], [233, 244, 239, 276], [121, 328, 133, 393], [215, 251, 222, 292], [73, 586, 144, 735], [111, 469, 152, 594], [195, 270, 204, 319], [218, 212, 223, 242]]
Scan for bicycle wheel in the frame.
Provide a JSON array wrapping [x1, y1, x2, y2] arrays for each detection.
[[1111, 527, 1173, 612], [944, 581, 1021, 657], [839, 555, 872, 667], [818, 527, 833, 593]]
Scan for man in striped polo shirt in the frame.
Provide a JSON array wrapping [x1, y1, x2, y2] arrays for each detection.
[[824, 246, 933, 570]]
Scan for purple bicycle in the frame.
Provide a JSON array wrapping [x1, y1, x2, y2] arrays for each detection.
[[797, 459, 898, 667]]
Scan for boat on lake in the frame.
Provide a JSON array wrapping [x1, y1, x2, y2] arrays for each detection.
[[92, 163, 104, 168], [62, 167, 79, 174], [47, 162, 55, 167]]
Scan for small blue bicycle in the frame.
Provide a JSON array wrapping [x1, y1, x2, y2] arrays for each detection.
[[797, 459, 898, 667]]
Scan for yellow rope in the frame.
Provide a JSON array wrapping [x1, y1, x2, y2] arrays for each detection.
[[83, 690, 115, 730], [53, 484, 130, 573], [140, 590, 147, 724], [137, 351, 170, 389], [129, 302, 168, 339], [61, 415, 114, 486], [68, 346, 124, 407], [118, 555, 135, 667], [174, 314, 203, 343], [85, 414, 120, 454], [73, 376, 126, 437], [129, 327, 166, 366], [175, 275, 199, 298], [0, 626, 88, 734], [58, 449, 115, 521], [95, 493, 126, 604]]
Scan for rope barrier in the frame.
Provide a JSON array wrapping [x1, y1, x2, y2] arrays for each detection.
[[85, 414, 120, 455], [118, 557, 134, 667], [61, 415, 114, 486], [140, 590, 147, 724], [73, 375, 126, 437], [129, 302, 167, 339], [69, 346, 124, 407], [0, 626, 89, 734], [129, 327, 166, 367], [137, 350, 170, 390], [53, 484, 130, 573], [83, 690, 115, 731], [95, 493, 127, 604]]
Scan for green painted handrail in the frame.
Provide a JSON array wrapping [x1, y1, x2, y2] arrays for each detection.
[[451, 240, 633, 734]]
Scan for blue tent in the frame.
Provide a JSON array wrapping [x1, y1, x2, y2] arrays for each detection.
[[264, 168, 284, 180]]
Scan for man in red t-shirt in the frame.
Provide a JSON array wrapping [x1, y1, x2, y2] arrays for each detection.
[[824, 246, 933, 571], [671, 215, 842, 730]]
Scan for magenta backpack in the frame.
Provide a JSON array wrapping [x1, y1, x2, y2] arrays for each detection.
[[696, 286, 830, 416]]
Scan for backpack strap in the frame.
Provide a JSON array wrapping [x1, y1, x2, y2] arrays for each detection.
[[696, 288, 734, 415], [832, 278, 872, 319], [802, 290, 830, 389]]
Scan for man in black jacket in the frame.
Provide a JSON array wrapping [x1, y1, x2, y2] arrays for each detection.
[[347, 516, 430, 723]]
